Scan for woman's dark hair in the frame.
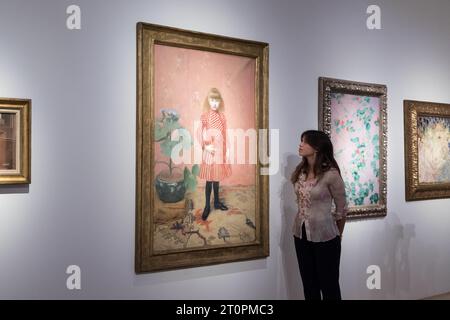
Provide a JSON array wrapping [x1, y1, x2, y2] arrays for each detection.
[[291, 130, 341, 184]]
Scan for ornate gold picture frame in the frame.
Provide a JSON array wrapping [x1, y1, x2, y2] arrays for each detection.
[[136, 23, 269, 273], [319, 77, 387, 219], [404, 100, 450, 201], [0, 98, 31, 185]]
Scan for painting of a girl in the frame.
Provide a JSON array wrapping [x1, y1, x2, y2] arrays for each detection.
[[197, 88, 232, 220], [151, 43, 259, 252]]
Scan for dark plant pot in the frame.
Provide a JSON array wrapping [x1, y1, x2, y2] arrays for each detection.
[[155, 173, 186, 203]]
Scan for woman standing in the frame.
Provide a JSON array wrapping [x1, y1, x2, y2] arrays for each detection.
[[291, 130, 348, 300]]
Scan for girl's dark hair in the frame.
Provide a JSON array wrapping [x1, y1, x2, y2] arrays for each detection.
[[290, 130, 341, 184]]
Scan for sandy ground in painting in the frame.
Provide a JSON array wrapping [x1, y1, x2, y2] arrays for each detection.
[[153, 185, 256, 252]]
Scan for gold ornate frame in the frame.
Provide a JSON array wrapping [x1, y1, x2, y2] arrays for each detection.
[[319, 77, 387, 219], [404, 100, 450, 201], [0, 98, 31, 185], [136, 23, 269, 273]]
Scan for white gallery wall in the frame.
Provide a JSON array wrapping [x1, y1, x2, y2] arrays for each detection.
[[0, 0, 449, 299]]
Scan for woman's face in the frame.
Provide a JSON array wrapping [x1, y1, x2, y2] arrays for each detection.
[[298, 136, 316, 157], [208, 97, 220, 111]]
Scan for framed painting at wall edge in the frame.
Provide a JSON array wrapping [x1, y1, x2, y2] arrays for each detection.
[[136, 22, 269, 273], [318, 77, 387, 219], [0, 98, 31, 185], [404, 100, 450, 201]]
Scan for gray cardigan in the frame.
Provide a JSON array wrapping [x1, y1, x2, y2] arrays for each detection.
[[292, 168, 348, 242]]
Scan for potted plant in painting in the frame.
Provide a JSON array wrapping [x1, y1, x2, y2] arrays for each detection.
[[154, 108, 199, 203]]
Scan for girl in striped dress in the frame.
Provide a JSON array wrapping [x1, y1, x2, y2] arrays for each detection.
[[197, 88, 232, 220]]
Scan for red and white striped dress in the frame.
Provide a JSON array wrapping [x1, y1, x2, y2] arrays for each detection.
[[197, 110, 232, 181]]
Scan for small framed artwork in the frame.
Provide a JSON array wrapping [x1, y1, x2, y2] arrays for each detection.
[[136, 23, 269, 272], [319, 77, 387, 219], [0, 98, 31, 185], [404, 100, 450, 201]]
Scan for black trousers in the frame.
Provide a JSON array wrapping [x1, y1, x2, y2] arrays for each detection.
[[294, 223, 342, 300]]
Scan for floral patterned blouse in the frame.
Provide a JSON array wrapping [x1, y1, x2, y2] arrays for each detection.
[[292, 168, 348, 242]]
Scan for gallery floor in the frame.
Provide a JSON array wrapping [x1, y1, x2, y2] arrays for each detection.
[[425, 292, 450, 300]]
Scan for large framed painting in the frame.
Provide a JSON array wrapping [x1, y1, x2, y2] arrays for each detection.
[[136, 23, 269, 273], [319, 77, 387, 219], [404, 100, 450, 201], [0, 98, 31, 185]]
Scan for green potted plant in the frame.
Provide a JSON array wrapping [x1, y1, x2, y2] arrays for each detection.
[[154, 109, 199, 203]]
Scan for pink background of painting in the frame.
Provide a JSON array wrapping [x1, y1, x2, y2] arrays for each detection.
[[154, 44, 256, 186]]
